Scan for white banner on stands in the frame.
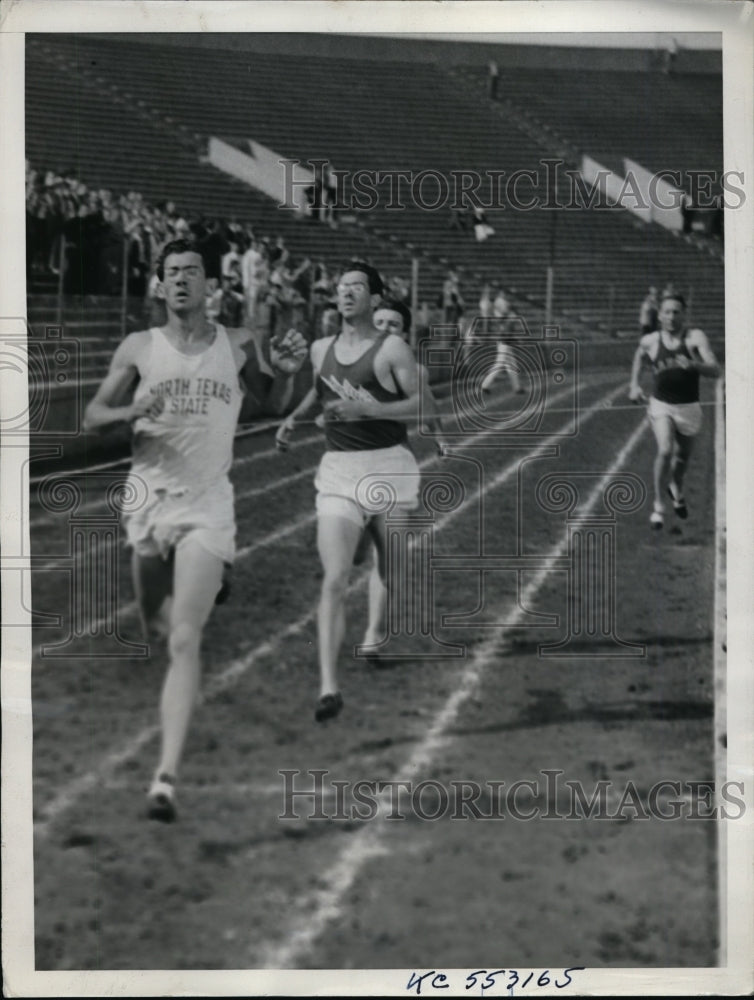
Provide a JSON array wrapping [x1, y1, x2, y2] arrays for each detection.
[[580, 154, 626, 207], [624, 157, 683, 230], [208, 136, 313, 213]]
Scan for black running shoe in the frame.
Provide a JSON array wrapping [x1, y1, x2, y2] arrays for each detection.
[[315, 692, 343, 723], [650, 510, 664, 530], [147, 773, 177, 822], [667, 486, 688, 520]]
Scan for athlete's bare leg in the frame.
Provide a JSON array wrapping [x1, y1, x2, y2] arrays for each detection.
[[153, 539, 223, 782], [670, 430, 694, 496], [317, 513, 363, 698], [362, 515, 388, 648], [650, 413, 675, 514], [363, 559, 386, 648], [131, 550, 173, 646]]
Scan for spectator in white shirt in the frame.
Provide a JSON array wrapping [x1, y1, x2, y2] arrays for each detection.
[[241, 238, 264, 324], [221, 240, 241, 279]]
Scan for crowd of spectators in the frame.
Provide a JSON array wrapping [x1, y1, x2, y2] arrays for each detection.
[[26, 162, 416, 341], [26, 162, 194, 297]]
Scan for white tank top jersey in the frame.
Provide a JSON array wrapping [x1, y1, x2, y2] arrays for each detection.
[[129, 326, 243, 494]]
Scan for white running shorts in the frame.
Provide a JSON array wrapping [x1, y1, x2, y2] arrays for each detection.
[[315, 444, 421, 526], [648, 396, 703, 438], [124, 476, 236, 562]]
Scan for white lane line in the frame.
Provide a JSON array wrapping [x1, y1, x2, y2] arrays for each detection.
[[33, 381, 627, 835], [713, 377, 727, 967], [255, 414, 651, 970], [33, 376, 103, 392], [31, 379, 611, 651], [97, 779, 285, 797]]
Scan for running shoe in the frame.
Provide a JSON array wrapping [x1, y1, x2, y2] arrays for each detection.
[[147, 773, 177, 822], [315, 692, 343, 723], [667, 485, 688, 520]]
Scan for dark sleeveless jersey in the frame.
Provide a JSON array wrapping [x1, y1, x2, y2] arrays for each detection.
[[316, 334, 408, 451], [650, 332, 700, 405]]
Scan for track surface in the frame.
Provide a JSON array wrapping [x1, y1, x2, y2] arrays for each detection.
[[30, 369, 720, 971]]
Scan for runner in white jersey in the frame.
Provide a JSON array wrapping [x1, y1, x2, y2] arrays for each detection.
[[84, 239, 307, 821], [123, 321, 242, 564]]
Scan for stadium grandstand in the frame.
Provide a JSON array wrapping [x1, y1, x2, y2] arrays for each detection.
[[26, 33, 723, 369]]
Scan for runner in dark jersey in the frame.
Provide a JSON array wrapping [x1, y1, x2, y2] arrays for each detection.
[[274, 262, 422, 721], [629, 293, 720, 528]]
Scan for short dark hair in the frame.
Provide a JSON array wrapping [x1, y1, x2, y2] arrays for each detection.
[[660, 292, 686, 308], [344, 259, 384, 296], [156, 239, 208, 280], [376, 298, 412, 334]]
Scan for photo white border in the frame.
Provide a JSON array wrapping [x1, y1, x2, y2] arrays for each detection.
[[1, 1, 752, 995]]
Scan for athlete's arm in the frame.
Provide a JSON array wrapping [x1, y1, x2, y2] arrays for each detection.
[[275, 339, 329, 450], [686, 329, 721, 378], [628, 334, 653, 402], [282, 340, 324, 425], [233, 327, 308, 415], [83, 332, 162, 431], [275, 386, 321, 450]]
